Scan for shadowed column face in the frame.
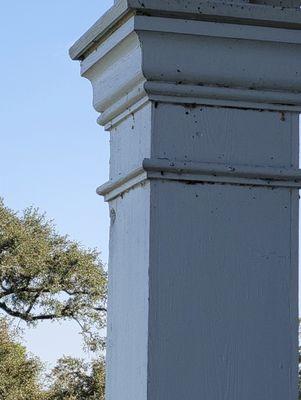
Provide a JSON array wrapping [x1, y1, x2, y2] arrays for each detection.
[[70, 1, 301, 399]]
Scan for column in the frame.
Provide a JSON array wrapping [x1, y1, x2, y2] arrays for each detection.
[[70, 1, 301, 398]]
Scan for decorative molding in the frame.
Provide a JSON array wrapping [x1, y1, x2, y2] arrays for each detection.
[[98, 81, 301, 130], [69, 0, 301, 61], [97, 158, 301, 201], [98, 82, 148, 128], [72, 11, 301, 126], [70, 5, 301, 127], [146, 82, 301, 112], [97, 167, 146, 201], [135, 15, 301, 45], [80, 15, 301, 76]]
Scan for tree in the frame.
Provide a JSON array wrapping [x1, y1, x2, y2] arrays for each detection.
[[46, 356, 105, 400], [0, 199, 107, 350], [0, 318, 44, 400], [0, 317, 106, 400]]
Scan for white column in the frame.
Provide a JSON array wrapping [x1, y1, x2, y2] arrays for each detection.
[[70, 1, 301, 399]]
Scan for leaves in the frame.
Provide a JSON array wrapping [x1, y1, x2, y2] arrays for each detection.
[[0, 318, 44, 400], [46, 356, 105, 400], [0, 318, 106, 400], [0, 199, 107, 351]]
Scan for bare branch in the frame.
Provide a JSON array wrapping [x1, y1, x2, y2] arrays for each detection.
[[93, 307, 107, 312]]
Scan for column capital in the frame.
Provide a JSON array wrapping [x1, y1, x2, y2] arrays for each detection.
[[70, 1, 301, 128]]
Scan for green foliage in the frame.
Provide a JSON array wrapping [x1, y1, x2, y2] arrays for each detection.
[[0, 199, 107, 398], [0, 318, 44, 400], [46, 356, 105, 400], [0, 199, 107, 350], [0, 318, 106, 400]]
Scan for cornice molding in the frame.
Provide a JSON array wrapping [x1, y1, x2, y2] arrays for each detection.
[[70, 0, 301, 61], [97, 158, 301, 201], [70, 3, 301, 127]]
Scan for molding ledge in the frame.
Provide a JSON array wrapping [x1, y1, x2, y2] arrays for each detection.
[[70, 0, 301, 61], [100, 82, 301, 129], [97, 159, 301, 201], [97, 79, 301, 129], [145, 82, 301, 110]]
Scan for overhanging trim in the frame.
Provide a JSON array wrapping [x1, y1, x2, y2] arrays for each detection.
[[70, 0, 301, 61], [97, 158, 301, 201], [97, 82, 301, 130], [146, 82, 301, 112]]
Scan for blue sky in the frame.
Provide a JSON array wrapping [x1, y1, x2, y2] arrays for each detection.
[[1, 0, 113, 366]]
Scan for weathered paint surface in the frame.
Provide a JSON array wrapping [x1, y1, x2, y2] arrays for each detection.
[[152, 104, 298, 168], [109, 102, 151, 180], [106, 183, 150, 400], [70, 1, 300, 399], [149, 181, 298, 400]]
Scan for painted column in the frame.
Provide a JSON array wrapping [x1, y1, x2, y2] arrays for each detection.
[[70, 1, 301, 399]]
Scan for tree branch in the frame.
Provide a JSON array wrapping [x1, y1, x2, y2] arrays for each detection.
[[93, 307, 107, 312], [0, 301, 71, 322]]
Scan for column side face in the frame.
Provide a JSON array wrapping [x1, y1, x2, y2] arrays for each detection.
[[151, 104, 296, 168], [147, 107, 299, 400], [109, 103, 152, 181], [106, 183, 151, 400]]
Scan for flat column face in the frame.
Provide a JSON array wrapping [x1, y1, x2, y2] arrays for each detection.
[[149, 182, 297, 399], [146, 105, 299, 400], [152, 104, 297, 167]]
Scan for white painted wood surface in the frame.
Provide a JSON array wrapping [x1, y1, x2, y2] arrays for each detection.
[[106, 184, 150, 400], [70, 1, 300, 399]]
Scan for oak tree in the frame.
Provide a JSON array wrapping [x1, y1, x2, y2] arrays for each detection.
[[0, 199, 107, 350], [0, 318, 44, 400], [46, 356, 105, 400]]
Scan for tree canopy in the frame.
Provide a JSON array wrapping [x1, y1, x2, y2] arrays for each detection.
[[0, 199, 107, 350], [0, 318, 44, 400], [46, 356, 105, 400], [0, 317, 106, 400]]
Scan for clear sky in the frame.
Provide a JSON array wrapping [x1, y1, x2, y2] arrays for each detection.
[[1, 0, 113, 367]]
